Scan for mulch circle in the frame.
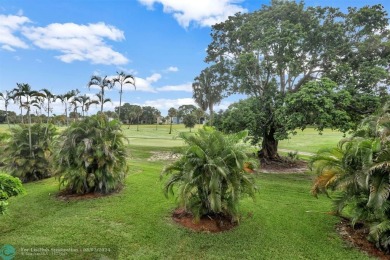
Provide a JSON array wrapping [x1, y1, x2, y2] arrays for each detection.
[[336, 218, 390, 259], [259, 159, 308, 173], [172, 208, 237, 233]]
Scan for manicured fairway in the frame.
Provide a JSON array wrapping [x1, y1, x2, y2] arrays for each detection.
[[279, 127, 346, 154]]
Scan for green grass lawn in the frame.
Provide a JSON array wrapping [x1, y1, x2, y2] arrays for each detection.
[[0, 124, 372, 259], [0, 156, 371, 258], [122, 124, 202, 147], [279, 127, 346, 154]]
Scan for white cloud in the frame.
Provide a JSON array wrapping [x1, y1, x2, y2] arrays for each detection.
[[166, 66, 179, 72], [1, 45, 16, 51], [117, 73, 161, 93], [156, 82, 192, 92], [138, 0, 247, 28], [117, 67, 138, 75], [143, 98, 197, 111], [146, 73, 161, 82], [0, 14, 30, 50], [22, 22, 128, 65], [132, 78, 157, 93]]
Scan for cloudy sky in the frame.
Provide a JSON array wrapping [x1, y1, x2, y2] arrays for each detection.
[[0, 0, 389, 116]]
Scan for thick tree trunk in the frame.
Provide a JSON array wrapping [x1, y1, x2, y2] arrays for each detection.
[[258, 124, 280, 161]]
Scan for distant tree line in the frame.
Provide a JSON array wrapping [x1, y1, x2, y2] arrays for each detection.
[[115, 103, 206, 128]]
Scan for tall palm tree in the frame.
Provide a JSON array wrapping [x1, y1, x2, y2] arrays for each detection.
[[168, 107, 177, 134], [95, 93, 112, 113], [113, 71, 135, 119], [77, 94, 89, 118], [11, 83, 27, 124], [192, 65, 225, 126], [77, 94, 99, 118], [40, 88, 55, 123], [85, 98, 99, 116], [0, 90, 12, 128], [57, 89, 79, 126], [70, 96, 81, 121], [88, 75, 113, 113], [134, 105, 143, 131], [12, 83, 45, 156]]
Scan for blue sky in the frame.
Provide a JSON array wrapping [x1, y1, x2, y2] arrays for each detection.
[[0, 0, 389, 116]]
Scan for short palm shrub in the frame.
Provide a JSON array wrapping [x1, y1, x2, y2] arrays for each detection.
[[0, 132, 11, 167], [0, 172, 25, 214], [162, 127, 258, 222], [2, 123, 57, 182], [311, 105, 390, 252], [54, 114, 129, 194]]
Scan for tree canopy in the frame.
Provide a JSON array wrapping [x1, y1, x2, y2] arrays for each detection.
[[206, 0, 390, 160], [192, 65, 226, 126]]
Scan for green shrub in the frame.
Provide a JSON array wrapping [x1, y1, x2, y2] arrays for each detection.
[[162, 127, 258, 222], [311, 105, 390, 253], [54, 114, 129, 194], [0, 173, 25, 214], [0, 132, 11, 167], [286, 150, 299, 162], [2, 123, 57, 182]]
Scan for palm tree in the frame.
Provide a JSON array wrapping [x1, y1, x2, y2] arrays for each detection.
[[134, 105, 143, 131], [311, 104, 390, 251], [0, 90, 12, 128], [54, 114, 128, 194], [77, 94, 98, 118], [162, 128, 258, 222], [88, 75, 113, 113], [3, 123, 57, 182], [95, 93, 112, 113], [11, 83, 27, 123], [70, 96, 81, 121], [168, 107, 177, 134], [192, 65, 225, 126], [113, 71, 135, 119], [85, 98, 99, 116], [57, 89, 79, 126], [40, 88, 55, 123], [12, 83, 45, 156]]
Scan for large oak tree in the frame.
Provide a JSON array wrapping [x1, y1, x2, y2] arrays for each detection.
[[206, 0, 390, 160]]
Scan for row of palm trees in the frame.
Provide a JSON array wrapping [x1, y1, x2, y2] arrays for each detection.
[[0, 71, 136, 128]]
